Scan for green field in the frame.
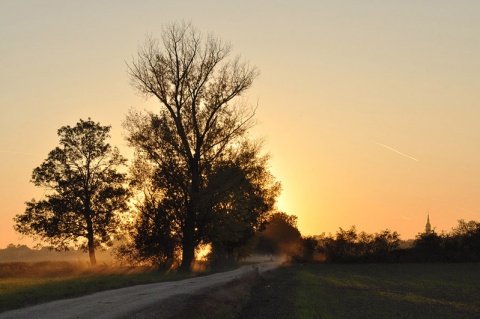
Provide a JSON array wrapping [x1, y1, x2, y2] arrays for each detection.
[[238, 263, 480, 319]]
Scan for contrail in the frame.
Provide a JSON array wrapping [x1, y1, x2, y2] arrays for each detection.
[[372, 141, 419, 162]]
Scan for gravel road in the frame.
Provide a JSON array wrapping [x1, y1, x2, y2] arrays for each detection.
[[0, 262, 279, 319]]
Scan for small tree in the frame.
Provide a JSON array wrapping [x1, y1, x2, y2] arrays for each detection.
[[372, 229, 400, 254], [450, 219, 480, 260], [413, 231, 444, 261], [14, 119, 129, 265], [256, 212, 302, 257]]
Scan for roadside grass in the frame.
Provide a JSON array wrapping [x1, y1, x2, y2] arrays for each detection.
[[0, 261, 202, 313], [238, 263, 480, 319]]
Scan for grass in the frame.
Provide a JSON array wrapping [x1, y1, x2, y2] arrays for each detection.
[[0, 261, 202, 313], [238, 263, 480, 319]]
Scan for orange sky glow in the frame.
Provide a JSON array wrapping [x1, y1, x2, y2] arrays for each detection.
[[1, 1, 480, 249]]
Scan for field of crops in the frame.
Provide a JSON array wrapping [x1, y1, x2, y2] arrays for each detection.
[[239, 263, 480, 319]]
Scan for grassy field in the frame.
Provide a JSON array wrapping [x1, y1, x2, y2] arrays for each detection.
[[237, 263, 480, 319], [0, 261, 201, 313]]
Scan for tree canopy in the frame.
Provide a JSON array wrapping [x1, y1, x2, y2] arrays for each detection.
[[14, 119, 129, 265]]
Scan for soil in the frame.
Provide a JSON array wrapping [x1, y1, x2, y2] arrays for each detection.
[[237, 265, 298, 319]]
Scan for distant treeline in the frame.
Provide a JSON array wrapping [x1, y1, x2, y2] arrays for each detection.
[[0, 244, 114, 263], [289, 219, 480, 263]]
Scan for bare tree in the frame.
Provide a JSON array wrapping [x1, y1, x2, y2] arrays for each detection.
[[125, 22, 263, 269]]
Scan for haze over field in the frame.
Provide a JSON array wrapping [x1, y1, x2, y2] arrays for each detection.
[[1, 1, 480, 248]]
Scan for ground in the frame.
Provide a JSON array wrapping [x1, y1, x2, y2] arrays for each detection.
[[0, 262, 278, 319]]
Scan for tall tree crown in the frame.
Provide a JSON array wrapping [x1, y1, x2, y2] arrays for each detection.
[[127, 22, 259, 168]]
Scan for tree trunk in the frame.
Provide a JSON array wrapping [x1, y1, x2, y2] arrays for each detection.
[[180, 169, 200, 271], [86, 216, 97, 266], [180, 210, 196, 270], [88, 243, 97, 266]]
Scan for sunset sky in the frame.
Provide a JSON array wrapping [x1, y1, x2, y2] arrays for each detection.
[[1, 1, 480, 248]]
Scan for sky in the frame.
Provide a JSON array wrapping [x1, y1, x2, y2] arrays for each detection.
[[1, 1, 480, 248]]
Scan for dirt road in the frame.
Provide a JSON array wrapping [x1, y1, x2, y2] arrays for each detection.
[[0, 262, 279, 319]]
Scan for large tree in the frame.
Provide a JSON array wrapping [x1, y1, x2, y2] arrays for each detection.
[[14, 119, 129, 265], [125, 22, 274, 269]]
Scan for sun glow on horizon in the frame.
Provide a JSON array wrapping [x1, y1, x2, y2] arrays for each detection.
[[2, 1, 480, 248]]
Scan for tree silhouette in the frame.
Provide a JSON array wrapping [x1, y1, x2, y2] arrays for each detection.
[[204, 141, 280, 267], [14, 119, 129, 265], [314, 227, 401, 262], [125, 21, 271, 269], [256, 212, 302, 256], [115, 154, 182, 268]]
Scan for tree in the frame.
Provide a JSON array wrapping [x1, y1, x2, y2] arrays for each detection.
[[256, 212, 302, 256], [372, 229, 400, 254], [204, 141, 280, 266], [14, 119, 129, 265], [413, 230, 444, 261], [115, 154, 182, 268], [450, 219, 480, 260], [125, 21, 268, 269]]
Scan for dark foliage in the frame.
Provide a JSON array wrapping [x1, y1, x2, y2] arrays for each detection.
[[205, 143, 280, 268], [291, 226, 401, 263], [14, 119, 129, 265], [255, 212, 302, 257], [116, 141, 279, 268], [124, 22, 279, 269], [411, 219, 480, 262], [293, 219, 480, 264]]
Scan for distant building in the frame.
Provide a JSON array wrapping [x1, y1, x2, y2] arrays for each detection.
[[425, 214, 432, 234]]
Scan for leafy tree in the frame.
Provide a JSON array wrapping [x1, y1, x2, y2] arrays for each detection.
[[330, 226, 358, 261], [449, 219, 480, 260], [125, 21, 271, 269], [119, 137, 279, 268], [296, 236, 320, 262], [115, 154, 182, 268], [204, 142, 280, 266], [372, 229, 400, 254], [256, 212, 302, 256], [14, 119, 129, 265]]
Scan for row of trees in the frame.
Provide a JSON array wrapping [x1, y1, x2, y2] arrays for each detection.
[[289, 227, 401, 263], [14, 22, 280, 269], [287, 219, 480, 264], [413, 219, 480, 262]]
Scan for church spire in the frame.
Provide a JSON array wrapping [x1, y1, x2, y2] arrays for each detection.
[[425, 213, 432, 234]]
